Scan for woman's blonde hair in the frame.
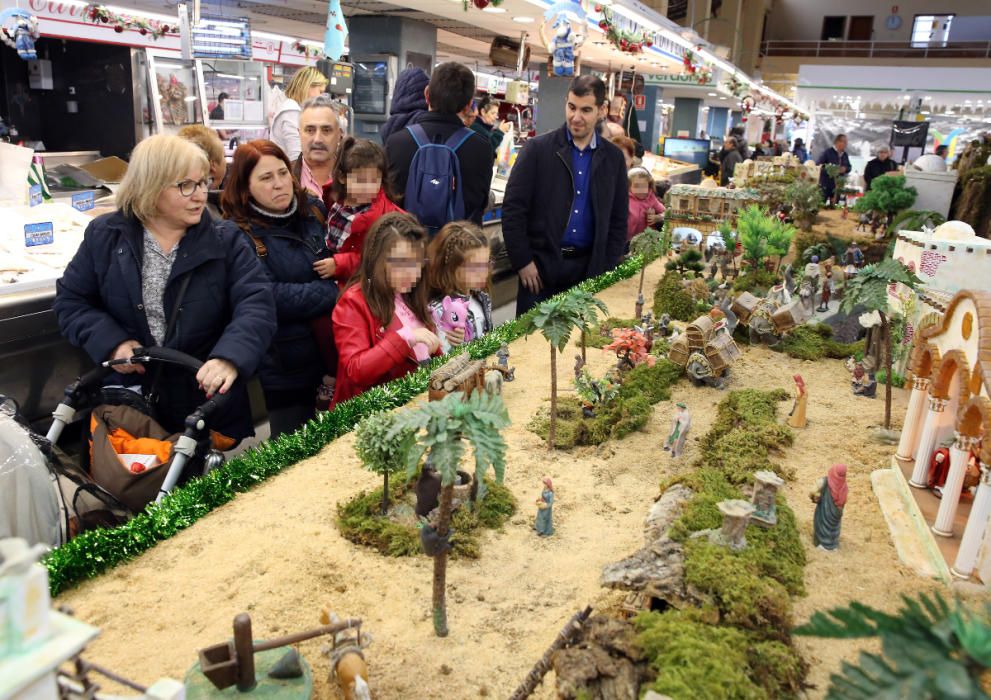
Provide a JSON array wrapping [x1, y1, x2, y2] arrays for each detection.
[[285, 66, 329, 105], [177, 124, 224, 168], [116, 134, 209, 223]]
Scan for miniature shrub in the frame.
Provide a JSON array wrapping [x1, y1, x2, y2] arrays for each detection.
[[653, 273, 696, 321], [747, 639, 808, 698], [580, 317, 638, 349], [618, 359, 683, 404], [336, 478, 516, 559], [875, 368, 906, 387], [731, 269, 778, 295], [775, 323, 864, 361]]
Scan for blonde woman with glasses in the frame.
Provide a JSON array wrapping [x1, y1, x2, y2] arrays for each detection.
[[53, 134, 276, 446]]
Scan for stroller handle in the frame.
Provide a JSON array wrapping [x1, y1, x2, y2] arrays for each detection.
[[127, 347, 205, 372]]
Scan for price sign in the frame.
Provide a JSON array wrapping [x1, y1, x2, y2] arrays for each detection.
[[71, 191, 95, 212], [24, 222, 54, 247], [29, 184, 43, 207]]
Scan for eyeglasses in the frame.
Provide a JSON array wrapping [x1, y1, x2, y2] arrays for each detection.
[[174, 179, 210, 197], [386, 257, 424, 270]]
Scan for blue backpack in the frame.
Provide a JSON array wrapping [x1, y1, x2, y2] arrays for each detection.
[[403, 124, 474, 233]]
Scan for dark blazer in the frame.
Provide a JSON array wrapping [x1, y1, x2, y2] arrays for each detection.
[[54, 210, 276, 440], [720, 148, 743, 186], [385, 112, 494, 225], [239, 199, 338, 394], [501, 125, 629, 283], [816, 146, 852, 199]]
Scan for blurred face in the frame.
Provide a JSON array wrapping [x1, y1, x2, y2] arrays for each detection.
[[308, 81, 328, 99], [248, 155, 294, 212], [835, 136, 847, 152], [481, 104, 499, 125], [300, 107, 341, 167], [386, 239, 424, 294], [566, 92, 606, 143], [630, 178, 651, 200], [346, 166, 382, 206], [209, 158, 226, 187], [156, 166, 208, 228], [460, 103, 477, 127], [878, 149, 890, 161], [456, 246, 490, 291]]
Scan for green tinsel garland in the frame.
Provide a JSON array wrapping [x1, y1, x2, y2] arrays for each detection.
[[44, 256, 646, 595]]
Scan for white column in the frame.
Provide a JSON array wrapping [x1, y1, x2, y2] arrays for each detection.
[[896, 377, 931, 461], [909, 397, 949, 488], [932, 433, 980, 537], [953, 465, 991, 579]]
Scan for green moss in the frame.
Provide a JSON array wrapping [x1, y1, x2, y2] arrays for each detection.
[[635, 609, 772, 700], [732, 270, 779, 296], [653, 273, 697, 322], [617, 359, 683, 404], [775, 323, 864, 361], [747, 639, 808, 698], [336, 479, 516, 559], [527, 395, 653, 448]]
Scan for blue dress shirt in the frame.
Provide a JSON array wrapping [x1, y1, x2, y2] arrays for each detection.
[[562, 130, 596, 249]]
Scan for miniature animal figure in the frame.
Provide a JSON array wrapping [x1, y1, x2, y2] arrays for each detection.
[[419, 520, 452, 556], [574, 353, 585, 379], [433, 295, 472, 342], [320, 608, 372, 700], [484, 369, 503, 395]]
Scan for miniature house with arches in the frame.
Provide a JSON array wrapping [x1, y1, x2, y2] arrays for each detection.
[[664, 182, 759, 234], [730, 153, 819, 187], [891, 288, 991, 582]]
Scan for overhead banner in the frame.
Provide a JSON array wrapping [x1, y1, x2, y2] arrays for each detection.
[[644, 71, 718, 88]]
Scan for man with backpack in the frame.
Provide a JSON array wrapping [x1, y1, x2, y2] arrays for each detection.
[[385, 62, 494, 230], [502, 75, 629, 315]]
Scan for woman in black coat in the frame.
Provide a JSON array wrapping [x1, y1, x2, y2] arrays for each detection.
[[54, 134, 276, 443], [221, 139, 338, 438]]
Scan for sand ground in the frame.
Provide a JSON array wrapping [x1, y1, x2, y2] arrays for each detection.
[[60, 258, 944, 699]]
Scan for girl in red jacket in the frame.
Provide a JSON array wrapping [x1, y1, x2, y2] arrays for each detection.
[[626, 167, 665, 241], [331, 212, 440, 406], [314, 137, 404, 283]]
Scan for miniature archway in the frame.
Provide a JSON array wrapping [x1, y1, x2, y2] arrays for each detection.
[[956, 396, 991, 465], [910, 343, 940, 380], [930, 349, 972, 402], [971, 363, 985, 399]]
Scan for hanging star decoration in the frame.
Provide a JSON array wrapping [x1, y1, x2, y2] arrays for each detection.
[[83, 4, 171, 38], [596, 6, 652, 54]]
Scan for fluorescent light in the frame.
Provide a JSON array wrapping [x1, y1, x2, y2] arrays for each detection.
[[513, 16, 535, 23], [707, 92, 716, 96], [525, 0, 551, 7], [483, 6, 506, 12]]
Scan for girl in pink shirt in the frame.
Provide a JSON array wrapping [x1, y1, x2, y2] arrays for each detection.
[[626, 167, 665, 241]]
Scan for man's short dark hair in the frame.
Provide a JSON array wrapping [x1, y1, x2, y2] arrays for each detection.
[[568, 75, 606, 106], [834, 133, 847, 143], [729, 125, 745, 138], [935, 145, 948, 157], [427, 62, 476, 114], [217, 92, 228, 102]]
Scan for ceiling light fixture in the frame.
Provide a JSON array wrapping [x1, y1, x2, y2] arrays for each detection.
[[513, 16, 534, 23], [482, 6, 506, 13]]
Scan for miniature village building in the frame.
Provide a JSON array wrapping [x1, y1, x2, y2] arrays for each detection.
[[730, 153, 820, 187], [664, 182, 759, 234]]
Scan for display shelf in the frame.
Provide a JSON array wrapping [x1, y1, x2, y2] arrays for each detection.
[[202, 58, 269, 131]]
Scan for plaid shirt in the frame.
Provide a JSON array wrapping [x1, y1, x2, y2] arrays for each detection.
[[325, 202, 369, 253]]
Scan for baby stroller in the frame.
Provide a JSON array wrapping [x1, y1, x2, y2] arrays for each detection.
[[1, 347, 231, 547]]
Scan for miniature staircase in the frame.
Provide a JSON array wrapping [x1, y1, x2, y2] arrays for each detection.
[[871, 458, 951, 582]]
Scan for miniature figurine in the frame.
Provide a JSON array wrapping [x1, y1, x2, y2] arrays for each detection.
[[849, 362, 878, 398], [927, 446, 951, 495], [844, 241, 865, 268], [810, 464, 848, 550], [497, 343, 510, 369], [787, 374, 808, 429], [635, 292, 644, 320], [574, 353, 585, 380], [817, 271, 832, 312], [657, 313, 671, 337], [534, 477, 554, 536], [320, 608, 372, 700], [856, 212, 870, 232], [663, 403, 691, 458]]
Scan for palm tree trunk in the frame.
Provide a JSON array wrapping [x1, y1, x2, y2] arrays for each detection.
[[432, 483, 454, 637], [882, 313, 892, 430], [381, 471, 390, 515], [548, 346, 558, 450], [637, 264, 646, 299]]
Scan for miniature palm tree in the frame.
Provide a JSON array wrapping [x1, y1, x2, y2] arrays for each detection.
[[390, 390, 509, 637], [571, 289, 609, 363], [840, 259, 920, 429], [354, 411, 417, 515], [794, 591, 991, 699], [524, 292, 606, 450], [630, 226, 671, 315]]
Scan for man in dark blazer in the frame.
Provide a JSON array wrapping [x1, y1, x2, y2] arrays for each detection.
[[501, 75, 629, 316]]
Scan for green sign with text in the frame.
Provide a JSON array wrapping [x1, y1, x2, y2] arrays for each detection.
[[644, 73, 716, 87]]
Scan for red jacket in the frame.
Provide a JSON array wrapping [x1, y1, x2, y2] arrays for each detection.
[[332, 283, 423, 406], [329, 189, 405, 283]]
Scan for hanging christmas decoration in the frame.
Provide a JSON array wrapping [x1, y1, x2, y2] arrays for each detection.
[[462, 0, 503, 10], [292, 40, 317, 58], [323, 0, 347, 60], [724, 75, 746, 98], [739, 94, 756, 122], [597, 6, 650, 54], [540, 1, 586, 76], [0, 8, 40, 60], [83, 4, 171, 39]]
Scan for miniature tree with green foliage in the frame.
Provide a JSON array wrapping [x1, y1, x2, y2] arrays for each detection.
[[524, 292, 607, 450], [737, 205, 777, 271], [390, 390, 509, 637], [853, 175, 918, 230], [630, 226, 672, 312], [794, 591, 991, 699], [571, 289, 609, 363], [717, 220, 738, 274], [840, 259, 920, 429], [355, 411, 417, 515], [665, 248, 704, 275], [784, 178, 824, 231], [766, 217, 796, 273]]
